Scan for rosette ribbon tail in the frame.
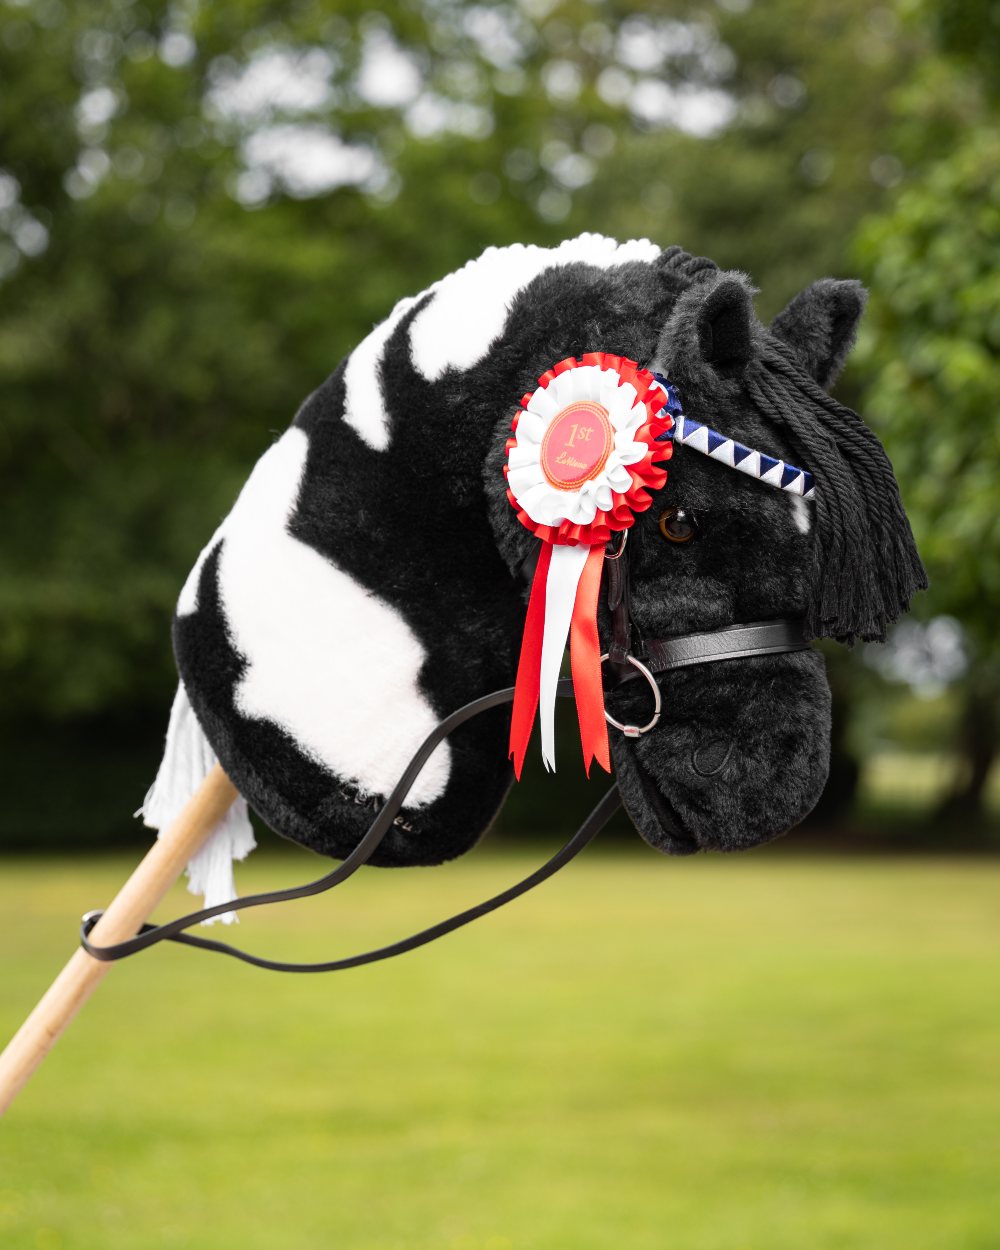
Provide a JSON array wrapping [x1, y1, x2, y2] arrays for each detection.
[[538, 543, 592, 771], [510, 541, 611, 778], [505, 352, 673, 777], [570, 543, 611, 776], [509, 543, 553, 780]]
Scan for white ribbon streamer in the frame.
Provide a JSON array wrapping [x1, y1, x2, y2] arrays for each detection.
[[539, 542, 591, 771], [138, 682, 256, 923]]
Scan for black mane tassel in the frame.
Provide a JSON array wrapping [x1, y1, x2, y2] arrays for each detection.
[[748, 337, 927, 643]]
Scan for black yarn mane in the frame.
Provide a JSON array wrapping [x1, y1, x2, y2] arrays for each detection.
[[658, 245, 925, 641], [657, 244, 720, 292], [747, 337, 927, 643]]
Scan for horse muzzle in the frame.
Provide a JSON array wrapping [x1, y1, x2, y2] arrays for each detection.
[[607, 647, 831, 855]]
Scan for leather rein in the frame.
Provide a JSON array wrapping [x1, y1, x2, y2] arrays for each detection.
[[81, 543, 810, 974]]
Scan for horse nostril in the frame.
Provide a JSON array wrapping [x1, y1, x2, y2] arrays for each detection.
[[691, 737, 734, 777]]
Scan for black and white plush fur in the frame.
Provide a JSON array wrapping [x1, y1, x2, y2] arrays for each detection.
[[173, 236, 924, 866]]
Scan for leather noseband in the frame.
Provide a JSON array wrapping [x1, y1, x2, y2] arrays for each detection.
[[602, 532, 810, 723]]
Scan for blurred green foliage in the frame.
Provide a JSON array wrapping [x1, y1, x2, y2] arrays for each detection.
[[0, 0, 996, 842], [856, 10, 999, 666], [574, 0, 924, 315], [854, 0, 1000, 820]]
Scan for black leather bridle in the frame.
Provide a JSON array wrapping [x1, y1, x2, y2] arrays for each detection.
[[81, 543, 810, 973], [600, 530, 809, 736]]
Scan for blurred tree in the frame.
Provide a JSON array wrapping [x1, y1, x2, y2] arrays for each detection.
[[0, 0, 628, 721], [0, 0, 971, 845], [573, 0, 931, 825], [573, 0, 924, 315], [853, 0, 1000, 826]]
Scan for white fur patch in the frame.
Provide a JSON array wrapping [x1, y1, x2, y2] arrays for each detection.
[[790, 493, 812, 534], [178, 428, 451, 808], [409, 234, 660, 381], [339, 234, 660, 452], [177, 536, 220, 615], [343, 293, 423, 451]]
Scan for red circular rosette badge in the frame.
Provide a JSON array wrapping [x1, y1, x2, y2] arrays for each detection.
[[504, 352, 673, 779]]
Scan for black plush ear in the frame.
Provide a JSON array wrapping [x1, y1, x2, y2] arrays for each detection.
[[698, 277, 754, 372], [771, 279, 867, 390]]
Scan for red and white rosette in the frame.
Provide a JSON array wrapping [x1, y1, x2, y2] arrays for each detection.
[[504, 352, 673, 777]]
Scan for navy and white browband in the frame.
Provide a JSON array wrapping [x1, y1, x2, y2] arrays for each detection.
[[652, 374, 815, 499]]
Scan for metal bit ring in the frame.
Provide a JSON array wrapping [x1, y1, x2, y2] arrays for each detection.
[[600, 653, 662, 738]]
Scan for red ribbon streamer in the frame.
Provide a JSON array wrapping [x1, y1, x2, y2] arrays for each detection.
[[570, 542, 611, 777], [510, 541, 611, 779], [509, 543, 552, 780]]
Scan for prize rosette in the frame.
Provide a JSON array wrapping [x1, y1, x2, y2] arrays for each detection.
[[504, 352, 675, 778]]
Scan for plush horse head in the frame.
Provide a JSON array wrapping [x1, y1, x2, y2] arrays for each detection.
[[158, 235, 924, 893]]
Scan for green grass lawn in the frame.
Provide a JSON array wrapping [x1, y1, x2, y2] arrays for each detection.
[[1, 846, 998, 1250]]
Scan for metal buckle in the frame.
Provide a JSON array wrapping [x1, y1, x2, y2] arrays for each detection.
[[600, 652, 661, 737], [604, 530, 629, 560]]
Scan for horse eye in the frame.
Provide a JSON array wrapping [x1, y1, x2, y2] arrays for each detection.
[[658, 507, 700, 544]]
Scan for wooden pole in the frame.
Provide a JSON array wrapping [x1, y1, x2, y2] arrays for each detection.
[[0, 763, 238, 1117]]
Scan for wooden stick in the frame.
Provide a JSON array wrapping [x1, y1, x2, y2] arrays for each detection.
[[0, 763, 238, 1117]]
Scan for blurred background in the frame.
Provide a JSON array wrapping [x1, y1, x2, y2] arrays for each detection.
[[0, 0, 998, 850], [1, 2, 998, 1247]]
